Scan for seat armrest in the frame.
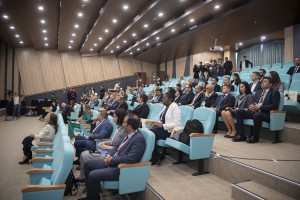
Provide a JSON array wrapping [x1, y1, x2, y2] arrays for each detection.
[[32, 157, 54, 162], [34, 149, 54, 153], [190, 133, 215, 137], [22, 184, 65, 192], [270, 110, 286, 113], [144, 120, 156, 124], [80, 122, 87, 124], [118, 162, 151, 168], [86, 129, 90, 132], [94, 139, 111, 142], [27, 169, 54, 174], [38, 142, 54, 146], [40, 138, 54, 141]]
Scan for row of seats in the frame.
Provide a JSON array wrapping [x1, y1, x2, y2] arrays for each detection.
[[21, 113, 74, 200]]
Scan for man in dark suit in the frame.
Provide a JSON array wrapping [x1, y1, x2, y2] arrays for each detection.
[[79, 114, 146, 200], [187, 85, 205, 109], [178, 84, 194, 105], [233, 77, 280, 143], [106, 94, 120, 111], [249, 72, 262, 92], [61, 102, 74, 124], [286, 58, 300, 76], [220, 77, 235, 92], [259, 69, 266, 81], [74, 111, 113, 163], [211, 85, 235, 133], [203, 84, 218, 107], [211, 77, 221, 92], [224, 57, 233, 75], [108, 96, 128, 115], [99, 85, 105, 99], [239, 56, 253, 71]]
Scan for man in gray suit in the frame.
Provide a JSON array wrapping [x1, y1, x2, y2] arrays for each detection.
[[79, 114, 146, 200]]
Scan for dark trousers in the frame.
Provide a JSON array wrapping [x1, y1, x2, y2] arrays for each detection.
[[13, 104, 20, 118], [150, 128, 170, 163], [213, 110, 222, 131], [235, 110, 270, 139], [74, 136, 95, 158], [84, 159, 119, 200], [22, 136, 34, 159]]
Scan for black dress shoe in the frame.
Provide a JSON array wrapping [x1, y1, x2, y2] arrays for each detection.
[[19, 158, 30, 164], [73, 160, 80, 165], [228, 136, 235, 138], [224, 135, 229, 138], [77, 198, 86, 200], [232, 135, 247, 142], [247, 136, 259, 143]]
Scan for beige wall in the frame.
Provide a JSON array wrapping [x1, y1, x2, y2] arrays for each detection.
[[284, 26, 293, 62], [176, 57, 186, 78]]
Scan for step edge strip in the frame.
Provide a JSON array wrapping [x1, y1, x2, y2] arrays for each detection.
[[146, 183, 165, 200], [231, 183, 267, 200]]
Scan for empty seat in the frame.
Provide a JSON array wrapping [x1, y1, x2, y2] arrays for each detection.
[[262, 64, 271, 70], [279, 74, 291, 90], [289, 80, 300, 93], [271, 63, 282, 70]]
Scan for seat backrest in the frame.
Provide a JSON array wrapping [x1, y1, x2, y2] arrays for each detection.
[[283, 62, 294, 68], [216, 92, 222, 96], [75, 104, 81, 112], [139, 128, 155, 162], [271, 63, 282, 70], [133, 102, 140, 109], [108, 115, 117, 138], [293, 73, 300, 81], [127, 94, 133, 101], [253, 66, 261, 70], [92, 110, 99, 118], [278, 92, 284, 111], [51, 143, 74, 185], [179, 106, 194, 126], [278, 68, 289, 74], [192, 107, 216, 134], [230, 92, 240, 99], [262, 64, 271, 70], [147, 103, 165, 121], [289, 80, 300, 93], [98, 99, 103, 107]]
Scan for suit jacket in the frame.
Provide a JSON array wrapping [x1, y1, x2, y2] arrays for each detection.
[[253, 88, 280, 114], [204, 92, 218, 107], [213, 84, 221, 92], [179, 92, 194, 105], [117, 102, 128, 110], [224, 61, 233, 73], [174, 95, 182, 103], [286, 66, 300, 76], [109, 130, 146, 171], [234, 94, 254, 109], [212, 94, 235, 111], [220, 84, 235, 92], [239, 60, 253, 70], [156, 94, 164, 103], [89, 119, 113, 140], [159, 102, 182, 131], [132, 103, 150, 119], [107, 101, 120, 111], [192, 92, 205, 109], [99, 88, 105, 99], [249, 81, 262, 92]]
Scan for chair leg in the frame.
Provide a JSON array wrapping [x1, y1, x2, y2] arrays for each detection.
[[272, 131, 282, 144], [192, 159, 209, 176], [173, 151, 188, 165]]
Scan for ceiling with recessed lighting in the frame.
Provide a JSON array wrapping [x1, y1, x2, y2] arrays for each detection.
[[0, 0, 299, 64]]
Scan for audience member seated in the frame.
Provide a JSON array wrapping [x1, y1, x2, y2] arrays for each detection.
[[203, 84, 218, 107], [167, 87, 176, 94], [78, 114, 146, 200], [202, 81, 208, 92], [150, 92, 182, 165], [39, 101, 57, 121], [216, 60, 225, 76], [75, 109, 127, 182], [233, 77, 280, 143], [269, 71, 284, 93], [70, 100, 77, 112], [211, 85, 235, 133], [61, 102, 75, 124], [89, 87, 95, 96], [187, 85, 205, 109], [89, 95, 99, 108], [74, 111, 113, 164], [153, 88, 164, 103], [211, 77, 221, 92], [174, 89, 183, 103], [286, 57, 300, 76], [259, 69, 266, 81], [231, 73, 241, 86], [179, 76, 186, 85], [249, 72, 262, 92], [106, 94, 120, 111], [19, 113, 58, 164], [220, 77, 235, 92], [108, 96, 128, 115], [130, 94, 150, 119], [175, 83, 181, 91], [178, 84, 194, 105], [221, 82, 253, 138], [68, 104, 92, 140]]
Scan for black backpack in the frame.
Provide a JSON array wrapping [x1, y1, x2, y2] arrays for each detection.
[[64, 170, 78, 196], [179, 119, 204, 145]]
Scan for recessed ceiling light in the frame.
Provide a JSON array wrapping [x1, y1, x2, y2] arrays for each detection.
[[116, 46, 120, 49], [111, 50, 114, 53], [215, 4, 221, 9], [77, 12, 83, 17], [146, 43, 149, 46], [15, 34, 20, 38], [40, 19, 46, 24], [130, 52, 133, 55], [144, 24, 148, 28], [68, 46, 72, 49], [72, 33, 76, 37], [98, 37, 103, 40], [132, 33, 136, 37], [104, 29, 109, 33], [137, 48, 140, 51], [123, 40, 127, 43], [82, 0, 89, 2], [19, 41, 23, 44], [90, 48, 93, 51], [261, 36, 266, 40], [44, 37, 48, 41], [156, 37, 160, 40], [9, 26, 15, 30], [123, 4, 129, 10], [171, 29, 175, 32], [3, 15, 8, 19], [42, 30, 47, 33], [74, 24, 79, 29], [239, 42, 243, 46], [45, 43, 48, 46], [38, 6, 44, 11], [112, 19, 117, 23], [190, 19, 194, 22], [158, 12, 164, 17], [70, 40, 74, 43], [94, 43, 97, 46]]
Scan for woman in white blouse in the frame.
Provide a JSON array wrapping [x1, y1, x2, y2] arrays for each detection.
[[19, 113, 58, 164]]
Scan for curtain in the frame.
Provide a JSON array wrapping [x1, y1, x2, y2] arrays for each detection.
[[237, 40, 284, 67]]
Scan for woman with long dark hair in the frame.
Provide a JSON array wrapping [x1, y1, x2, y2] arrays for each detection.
[[221, 82, 253, 138], [269, 71, 284, 92], [19, 113, 58, 164], [231, 73, 241, 86]]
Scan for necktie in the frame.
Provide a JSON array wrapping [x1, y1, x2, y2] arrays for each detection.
[[92, 122, 101, 135], [115, 135, 129, 155], [293, 66, 299, 75], [259, 90, 266, 104], [216, 95, 225, 109], [191, 94, 199, 105]]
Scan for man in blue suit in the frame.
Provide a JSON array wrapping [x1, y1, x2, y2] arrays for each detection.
[[78, 114, 146, 200], [74, 110, 113, 164], [233, 77, 280, 143], [106, 94, 120, 111]]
